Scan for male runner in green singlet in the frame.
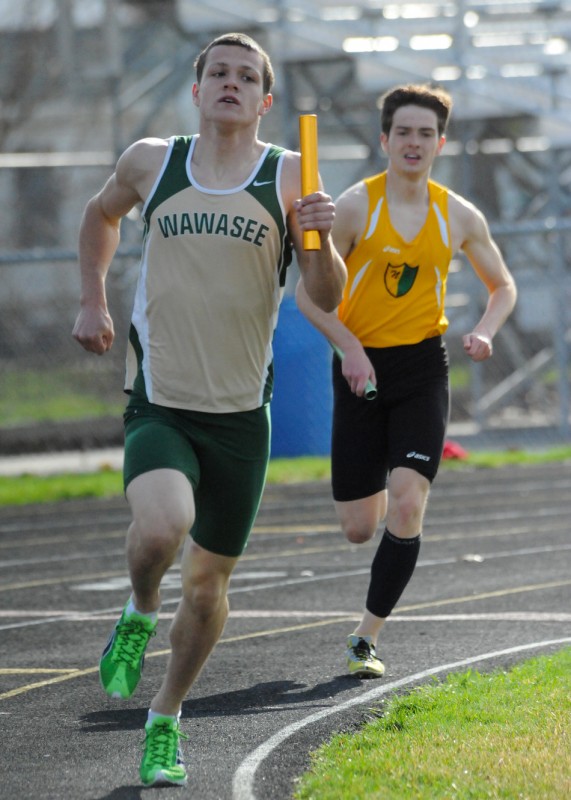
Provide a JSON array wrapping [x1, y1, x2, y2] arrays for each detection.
[[73, 32, 346, 787], [297, 84, 516, 679]]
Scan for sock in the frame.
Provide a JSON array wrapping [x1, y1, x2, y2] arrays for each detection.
[[365, 528, 421, 618], [125, 597, 159, 624], [147, 709, 181, 724]]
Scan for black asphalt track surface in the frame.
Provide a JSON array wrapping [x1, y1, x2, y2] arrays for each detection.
[[1, 461, 570, 799]]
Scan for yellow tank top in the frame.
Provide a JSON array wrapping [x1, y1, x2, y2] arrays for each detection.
[[338, 172, 452, 347]]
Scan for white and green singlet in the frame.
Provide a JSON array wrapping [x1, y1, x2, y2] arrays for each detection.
[[125, 135, 292, 413]]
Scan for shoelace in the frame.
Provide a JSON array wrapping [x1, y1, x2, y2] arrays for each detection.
[[352, 639, 375, 661], [112, 619, 156, 668], [144, 722, 189, 767]]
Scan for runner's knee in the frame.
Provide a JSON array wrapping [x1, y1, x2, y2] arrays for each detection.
[[342, 519, 377, 544], [181, 544, 235, 620], [183, 568, 230, 621], [130, 503, 194, 562], [390, 493, 425, 532], [337, 493, 386, 544], [387, 471, 429, 535]]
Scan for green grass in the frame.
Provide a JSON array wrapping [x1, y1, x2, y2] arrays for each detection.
[[294, 648, 571, 800], [0, 470, 123, 507], [2, 450, 568, 798], [0, 446, 570, 507], [0, 368, 124, 426], [440, 445, 571, 470]]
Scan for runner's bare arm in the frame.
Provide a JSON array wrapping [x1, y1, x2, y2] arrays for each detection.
[[295, 181, 375, 397], [282, 151, 346, 312], [453, 195, 517, 362], [73, 139, 168, 354]]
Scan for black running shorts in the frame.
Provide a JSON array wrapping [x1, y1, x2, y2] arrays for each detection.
[[123, 394, 271, 557], [331, 336, 450, 502]]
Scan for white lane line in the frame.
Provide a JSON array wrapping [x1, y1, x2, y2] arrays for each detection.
[[388, 613, 571, 622], [464, 543, 571, 560], [2, 610, 571, 623], [231, 612, 571, 623], [0, 550, 125, 569], [2, 537, 569, 572], [232, 637, 571, 800], [2, 540, 570, 630]]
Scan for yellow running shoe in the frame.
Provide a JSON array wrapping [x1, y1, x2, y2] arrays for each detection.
[[345, 634, 385, 678]]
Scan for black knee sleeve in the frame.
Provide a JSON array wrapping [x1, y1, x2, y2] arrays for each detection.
[[365, 528, 421, 618]]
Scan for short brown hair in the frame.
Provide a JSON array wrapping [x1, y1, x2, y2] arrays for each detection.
[[380, 84, 453, 137], [194, 33, 275, 95]]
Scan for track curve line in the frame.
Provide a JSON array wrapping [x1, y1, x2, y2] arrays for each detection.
[[232, 637, 571, 800]]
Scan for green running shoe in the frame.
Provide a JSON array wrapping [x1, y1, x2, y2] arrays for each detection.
[[345, 634, 385, 678], [140, 716, 188, 787], [99, 605, 157, 699]]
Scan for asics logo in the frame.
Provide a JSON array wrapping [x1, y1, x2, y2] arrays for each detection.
[[406, 451, 431, 462], [253, 180, 274, 187], [383, 245, 400, 254]]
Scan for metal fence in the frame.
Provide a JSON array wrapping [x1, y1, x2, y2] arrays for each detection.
[[2, 4, 570, 459], [444, 218, 571, 448], [1, 219, 569, 457]]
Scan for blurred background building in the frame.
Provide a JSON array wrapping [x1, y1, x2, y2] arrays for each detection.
[[1, 0, 570, 456]]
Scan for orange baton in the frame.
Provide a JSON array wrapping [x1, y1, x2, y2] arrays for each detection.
[[299, 114, 321, 251]]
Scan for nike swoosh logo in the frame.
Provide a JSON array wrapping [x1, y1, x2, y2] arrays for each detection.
[[253, 180, 274, 187]]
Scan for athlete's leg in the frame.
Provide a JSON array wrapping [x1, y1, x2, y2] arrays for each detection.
[[349, 392, 446, 648], [99, 466, 196, 702], [331, 353, 389, 544], [147, 406, 270, 714], [126, 469, 196, 614], [150, 539, 238, 715], [345, 343, 449, 672], [351, 468, 429, 639], [122, 399, 200, 615]]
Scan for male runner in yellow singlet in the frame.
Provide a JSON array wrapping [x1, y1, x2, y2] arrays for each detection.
[[297, 84, 516, 679], [73, 32, 346, 786]]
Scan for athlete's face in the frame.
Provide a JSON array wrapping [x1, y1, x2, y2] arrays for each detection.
[[381, 105, 445, 174], [192, 45, 272, 125]]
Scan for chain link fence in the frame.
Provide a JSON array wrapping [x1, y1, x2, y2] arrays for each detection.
[[1, 218, 569, 457], [1, 5, 570, 458]]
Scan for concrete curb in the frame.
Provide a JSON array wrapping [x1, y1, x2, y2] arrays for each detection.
[[0, 448, 124, 477]]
